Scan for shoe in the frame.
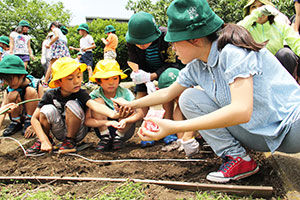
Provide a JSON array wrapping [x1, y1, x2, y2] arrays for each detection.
[[26, 139, 42, 154], [161, 140, 181, 152], [112, 135, 124, 150], [206, 155, 259, 183], [3, 121, 23, 136], [26, 137, 55, 154], [21, 118, 31, 135], [163, 134, 177, 145], [58, 139, 76, 154], [140, 140, 155, 148], [95, 135, 111, 151]]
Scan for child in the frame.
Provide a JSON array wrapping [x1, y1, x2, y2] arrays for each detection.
[[26, 57, 119, 154], [9, 20, 35, 69], [69, 23, 96, 85], [0, 55, 43, 138], [0, 35, 10, 59], [158, 68, 199, 156], [44, 21, 70, 88], [86, 59, 143, 151], [41, 32, 54, 77], [101, 25, 118, 60], [75, 52, 82, 63], [113, 0, 300, 183]]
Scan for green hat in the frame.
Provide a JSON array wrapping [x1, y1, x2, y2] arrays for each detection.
[[104, 25, 116, 34], [60, 25, 68, 35], [158, 68, 180, 89], [77, 23, 89, 33], [0, 55, 27, 75], [0, 36, 10, 46], [165, 0, 224, 43], [77, 52, 82, 55], [126, 12, 162, 45], [18, 20, 30, 28], [243, 0, 275, 17]]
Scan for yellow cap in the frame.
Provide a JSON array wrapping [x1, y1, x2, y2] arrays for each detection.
[[49, 57, 87, 88], [90, 59, 127, 82]]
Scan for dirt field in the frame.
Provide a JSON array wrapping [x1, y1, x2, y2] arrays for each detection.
[[0, 129, 286, 199]]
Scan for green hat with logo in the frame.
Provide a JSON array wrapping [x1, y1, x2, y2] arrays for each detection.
[[0, 55, 28, 75], [77, 23, 89, 33], [158, 68, 180, 89], [165, 0, 224, 43], [243, 0, 275, 17], [0, 36, 10, 46], [18, 20, 31, 28], [126, 11, 162, 45], [104, 25, 116, 34]]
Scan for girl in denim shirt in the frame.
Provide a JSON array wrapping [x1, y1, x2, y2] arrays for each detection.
[[113, 0, 300, 183]]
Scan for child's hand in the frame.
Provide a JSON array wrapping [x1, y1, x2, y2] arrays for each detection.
[[118, 106, 134, 119], [116, 119, 127, 130], [45, 44, 50, 49], [69, 46, 74, 50], [107, 120, 119, 128], [1, 103, 19, 114], [24, 125, 35, 138], [110, 110, 120, 119], [41, 140, 53, 153]]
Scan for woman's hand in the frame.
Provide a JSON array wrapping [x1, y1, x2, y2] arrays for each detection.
[[112, 98, 130, 108], [137, 118, 177, 141]]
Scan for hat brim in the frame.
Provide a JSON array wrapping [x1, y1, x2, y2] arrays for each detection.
[[90, 71, 127, 82], [0, 40, 9, 46], [165, 15, 224, 42], [105, 28, 116, 34], [126, 30, 161, 45], [49, 63, 87, 88], [0, 68, 28, 75]]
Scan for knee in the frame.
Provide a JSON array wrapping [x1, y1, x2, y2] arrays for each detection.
[[65, 100, 84, 120], [179, 88, 195, 111], [275, 48, 297, 61], [24, 87, 38, 99], [7, 91, 20, 103]]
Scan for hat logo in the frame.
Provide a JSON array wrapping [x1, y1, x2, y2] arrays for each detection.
[[168, 72, 177, 80], [188, 7, 199, 19]]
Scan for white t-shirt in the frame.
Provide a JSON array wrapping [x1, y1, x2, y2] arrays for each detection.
[[10, 31, 31, 55], [80, 34, 94, 53], [53, 27, 67, 44]]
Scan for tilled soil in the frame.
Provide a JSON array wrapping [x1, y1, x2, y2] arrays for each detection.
[[0, 131, 286, 199]]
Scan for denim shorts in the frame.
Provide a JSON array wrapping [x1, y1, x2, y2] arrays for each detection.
[[80, 51, 93, 67]]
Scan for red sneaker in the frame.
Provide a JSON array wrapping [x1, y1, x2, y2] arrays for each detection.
[[58, 139, 76, 154], [206, 155, 259, 183]]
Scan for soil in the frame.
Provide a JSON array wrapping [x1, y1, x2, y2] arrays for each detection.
[[0, 129, 286, 199]]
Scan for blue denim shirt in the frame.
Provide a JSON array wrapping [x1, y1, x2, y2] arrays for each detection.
[[178, 41, 300, 152]]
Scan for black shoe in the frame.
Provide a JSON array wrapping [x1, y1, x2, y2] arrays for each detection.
[[21, 118, 31, 135], [112, 135, 124, 150], [3, 121, 23, 136], [95, 135, 111, 151]]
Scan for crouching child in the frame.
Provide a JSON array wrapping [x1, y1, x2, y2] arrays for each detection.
[[86, 59, 144, 151], [26, 57, 119, 154]]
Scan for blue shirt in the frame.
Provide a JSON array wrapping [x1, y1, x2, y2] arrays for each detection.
[[177, 41, 300, 152]]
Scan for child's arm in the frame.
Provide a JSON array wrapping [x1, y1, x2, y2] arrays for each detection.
[[0, 91, 10, 128], [27, 39, 35, 60], [86, 99, 119, 119], [85, 107, 118, 128], [101, 38, 108, 45], [9, 36, 14, 54], [69, 46, 81, 51], [31, 107, 53, 152], [82, 43, 96, 52], [46, 29, 59, 48]]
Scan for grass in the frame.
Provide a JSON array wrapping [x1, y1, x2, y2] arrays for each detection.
[[0, 182, 276, 200]]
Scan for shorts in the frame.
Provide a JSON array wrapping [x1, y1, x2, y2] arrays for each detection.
[[80, 51, 93, 67], [16, 54, 30, 62], [40, 100, 88, 142], [104, 50, 117, 60]]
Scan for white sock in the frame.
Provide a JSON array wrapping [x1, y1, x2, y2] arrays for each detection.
[[116, 130, 125, 138], [101, 129, 110, 136]]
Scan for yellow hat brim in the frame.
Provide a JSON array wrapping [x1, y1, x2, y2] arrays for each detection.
[[90, 71, 127, 82], [49, 63, 87, 88]]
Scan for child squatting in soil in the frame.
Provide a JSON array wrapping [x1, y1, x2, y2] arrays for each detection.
[[85, 59, 144, 151], [113, 0, 300, 183], [26, 57, 120, 154], [0, 55, 43, 138]]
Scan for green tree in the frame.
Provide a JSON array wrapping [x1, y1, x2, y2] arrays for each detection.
[[0, 0, 71, 77]]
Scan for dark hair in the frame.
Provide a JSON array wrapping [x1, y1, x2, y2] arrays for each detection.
[[49, 21, 61, 31], [207, 23, 267, 51], [0, 74, 25, 83]]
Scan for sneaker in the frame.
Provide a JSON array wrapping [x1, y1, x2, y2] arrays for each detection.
[[112, 135, 124, 150], [3, 121, 23, 136], [140, 140, 155, 148], [163, 134, 177, 145], [161, 140, 181, 152], [21, 118, 31, 135], [206, 155, 259, 183], [95, 135, 111, 151], [26, 138, 55, 154], [58, 139, 76, 154], [26, 139, 42, 154]]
